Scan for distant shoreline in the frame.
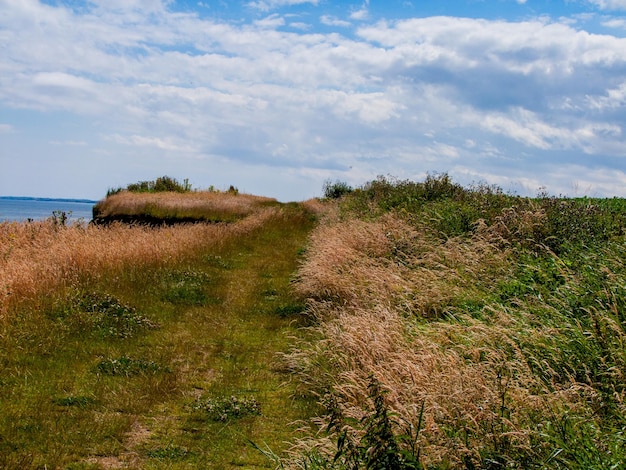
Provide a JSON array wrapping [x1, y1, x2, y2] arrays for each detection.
[[0, 196, 98, 204]]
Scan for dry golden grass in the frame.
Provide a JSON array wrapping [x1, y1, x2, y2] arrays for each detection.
[[287, 212, 594, 468], [295, 213, 511, 317], [0, 207, 278, 318], [93, 190, 275, 220]]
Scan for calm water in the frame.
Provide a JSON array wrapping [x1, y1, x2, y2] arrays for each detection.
[[0, 198, 97, 223]]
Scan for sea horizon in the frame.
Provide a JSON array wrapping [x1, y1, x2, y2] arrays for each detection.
[[0, 197, 97, 222], [0, 195, 99, 204]]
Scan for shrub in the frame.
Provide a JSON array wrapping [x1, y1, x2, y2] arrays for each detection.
[[288, 175, 626, 469], [52, 290, 158, 339], [323, 179, 354, 199], [107, 176, 192, 196], [341, 174, 514, 236], [191, 395, 261, 422]]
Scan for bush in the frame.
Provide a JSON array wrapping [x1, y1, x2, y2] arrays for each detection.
[[341, 174, 515, 237], [290, 175, 626, 468], [107, 176, 192, 196], [323, 180, 354, 199]]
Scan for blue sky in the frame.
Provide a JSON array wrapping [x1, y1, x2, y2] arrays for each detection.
[[1, 0, 626, 201]]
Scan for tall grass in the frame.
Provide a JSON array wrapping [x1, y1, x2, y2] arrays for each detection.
[[285, 175, 626, 469], [0, 206, 278, 317], [92, 190, 275, 222], [106, 175, 193, 195], [0, 199, 319, 468]]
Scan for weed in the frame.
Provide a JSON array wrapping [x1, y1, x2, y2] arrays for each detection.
[[261, 288, 279, 298], [249, 440, 286, 469], [205, 254, 234, 269], [275, 303, 307, 317], [305, 378, 422, 470], [161, 269, 213, 306], [95, 356, 168, 376], [50, 210, 71, 226], [52, 290, 158, 338], [191, 395, 261, 422], [53, 395, 97, 408], [147, 443, 191, 460]]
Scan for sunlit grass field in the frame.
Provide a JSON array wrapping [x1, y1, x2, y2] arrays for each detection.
[[92, 190, 277, 224], [2, 176, 626, 469], [0, 192, 319, 469]]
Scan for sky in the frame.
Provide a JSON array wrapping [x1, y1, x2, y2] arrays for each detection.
[[1, 0, 626, 201]]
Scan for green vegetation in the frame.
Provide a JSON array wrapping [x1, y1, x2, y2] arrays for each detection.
[[107, 176, 193, 196], [93, 180, 274, 224], [323, 179, 354, 199], [191, 395, 262, 422], [287, 173, 626, 469], [0, 201, 318, 469], [2, 174, 626, 469]]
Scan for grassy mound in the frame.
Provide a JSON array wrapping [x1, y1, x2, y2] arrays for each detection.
[[92, 190, 278, 224]]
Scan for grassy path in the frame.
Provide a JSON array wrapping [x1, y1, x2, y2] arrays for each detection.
[[0, 205, 317, 469]]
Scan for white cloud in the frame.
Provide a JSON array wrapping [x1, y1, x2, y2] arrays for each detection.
[[1, 1, 626, 199], [602, 18, 626, 27], [588, 0, 626, 10], [587, 81, 626, 109], [32, 72, 97, 93], [108, 133, 198, 154], [87, 0, 171, 13], [350, 8, 369, 21], [247, 0, 319, 11], [289, 22, 311, 30], [478, 108, 572, 150], [320, 15, 351, 27], [254, 14, 286, 28]]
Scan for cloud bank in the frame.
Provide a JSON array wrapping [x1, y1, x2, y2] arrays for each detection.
[[1, 0, 625, 199]]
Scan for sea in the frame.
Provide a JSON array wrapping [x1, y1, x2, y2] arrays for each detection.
[[0, 197, 97, 223]]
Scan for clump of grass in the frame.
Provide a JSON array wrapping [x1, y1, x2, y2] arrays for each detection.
[[147, 444, 191, 460], [95, 356, 169, 377], [205, 254, 235, 269], [0, 205, 279, 317], [191, 395, 261, 422], [53, 395, 97, 408], [275, 303, 306, 318], [161, 270, 214, 306], [52, 290, 158, 338]]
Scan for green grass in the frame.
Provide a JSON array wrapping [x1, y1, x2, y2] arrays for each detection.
[[288, 175, 626, 469], [0, 203, 318, 469], [4, 175, 625, 469]]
